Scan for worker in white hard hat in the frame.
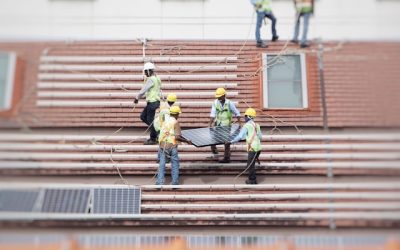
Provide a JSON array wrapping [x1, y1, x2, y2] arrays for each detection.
[[209, 87, 241, 163], [226, 108, 262, 184], [134, 62, 162, 145]]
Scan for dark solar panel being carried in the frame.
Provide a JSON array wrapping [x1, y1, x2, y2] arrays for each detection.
[[41, 189, 90, 213], [92, 188, 141, 214], [0, 189, 39, 212], [181, 125, 242, 147]]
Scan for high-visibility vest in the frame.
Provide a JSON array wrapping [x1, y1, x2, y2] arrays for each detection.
[[295, 0, 313, 13], [154, 102, 170, 132], [158, 116, 177, 145], [244, 120, 262, 152], [256, 0, 272, 12], [215, 99, 233, 126], [145, 75, 161, 102]]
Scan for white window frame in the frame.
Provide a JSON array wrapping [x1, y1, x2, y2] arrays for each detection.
[[0, 52, 16, 111], [262, 53, 308, 109]]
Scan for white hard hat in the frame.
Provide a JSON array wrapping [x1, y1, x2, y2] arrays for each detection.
[[143, 62, 155, 71]]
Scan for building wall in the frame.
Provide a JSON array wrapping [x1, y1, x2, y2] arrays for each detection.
[[0, 0, 399, 41]]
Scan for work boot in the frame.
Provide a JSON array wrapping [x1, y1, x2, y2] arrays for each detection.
[[290, 39, 299, 44], [300, 42, 310, 48], [256, 42, 268, 48], [219, 157, 230, 163], [272, 36, 279, 42], [144, 139, 157, 145], [245, 179, 258, 185]]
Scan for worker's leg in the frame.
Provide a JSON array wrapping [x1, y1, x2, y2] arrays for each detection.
[[156, 147, 166, 185], [292, 13, 302, 42], [140, 104, 149, 125], [300, 12, 311, 46], [170, 147, 180, 185], [224, 143, 231, 160], [247, 151, 260, 184], [255, 11, 266, 44], [146, 101, 160, 142], [265, 12, 278, 38]]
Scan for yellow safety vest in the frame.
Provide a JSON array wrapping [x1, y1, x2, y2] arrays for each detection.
[[215, 99, 233, 126], [244, 120, 262, 152], [145, 75, 161, 102], [158, 116, 177, 145], [295, 0, 313, 13], [256, 0, 272, 12], [154, 102, 170, 132]]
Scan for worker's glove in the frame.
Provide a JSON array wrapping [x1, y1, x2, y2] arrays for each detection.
[[134, 98, 139, 104]]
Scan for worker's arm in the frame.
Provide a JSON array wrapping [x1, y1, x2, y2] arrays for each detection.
[[175, 122, 192, 145], [256, 124, 262, 140], [134, 78, 154, 103], [229, 126, 247, 144], [229, 101, 242, 126], [209, 102, 216, 127]]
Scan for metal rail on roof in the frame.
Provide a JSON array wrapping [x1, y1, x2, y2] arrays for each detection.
[[40, 56, 238, 63], [1, 143, 399, 152], [0, 212, 399, 221], [38, 73, 238, 81], [1, 161, 399, 170], [36, 100, 238, 108], [37, 82, 238, 90], [1, 152, 399, 161], [141, 192, 400, 201], [39, 64, 238, 72], [37, 91, 239, 98]]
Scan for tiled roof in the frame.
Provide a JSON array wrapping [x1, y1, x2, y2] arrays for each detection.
[[0, 40, 398, 129]]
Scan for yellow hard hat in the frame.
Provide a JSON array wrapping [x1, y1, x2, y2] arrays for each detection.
[[170, 105, 181, 115], [167, 93, 177, 102], [245, 108, 256, 118], [215, 87, 226, 98]]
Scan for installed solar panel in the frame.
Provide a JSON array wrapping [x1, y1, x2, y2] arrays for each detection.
[[0, 189, 39, 212], [41, 189, 90, 213], [181, 125, 242, 147], [92, 188, 141, 214]]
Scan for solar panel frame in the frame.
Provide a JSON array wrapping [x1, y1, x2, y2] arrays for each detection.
[[181, 125, 243, 147], [40, 188, 90, 214], [92, 187, 141, 214]]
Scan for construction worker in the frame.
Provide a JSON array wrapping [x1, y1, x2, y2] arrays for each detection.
[[251, 0, 279, 48], [134, 62, 161, 145], [291, 0, 314, 48], [226, 108, 262, 185], [157, 106, 192, 185], [209, 87, 241, 163], [154, 93, 177, 133]]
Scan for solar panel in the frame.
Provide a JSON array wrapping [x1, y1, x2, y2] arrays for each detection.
[[181, 124, 242, 147], [0, 189, 39, 212], [92, 188, 141, 214], [41, 188, 90, 213]]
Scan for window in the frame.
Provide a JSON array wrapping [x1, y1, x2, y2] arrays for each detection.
[[0, 52, 16, 111], [262, 54, 308, 109]]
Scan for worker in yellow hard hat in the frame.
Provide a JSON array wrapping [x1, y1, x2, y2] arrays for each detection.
[[134, 62, 162, 145], [154, 93, 177, 133], [209, 87, 241, 163], [226, 108, 262, 184], [157, 105, 192, 185]]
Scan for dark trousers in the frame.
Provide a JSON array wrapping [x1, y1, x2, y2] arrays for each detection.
[[247, 151, 261, 182], [140, 101, 160, 141]]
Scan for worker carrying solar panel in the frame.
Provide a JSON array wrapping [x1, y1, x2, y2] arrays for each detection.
[[209, 88, 242, 163], [157, 106, 192, 185], [226, 108, 262, 185]]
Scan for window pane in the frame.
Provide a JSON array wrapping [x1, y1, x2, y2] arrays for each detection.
[[0, 54, 10, 109], [266, 55, 303, 108]]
